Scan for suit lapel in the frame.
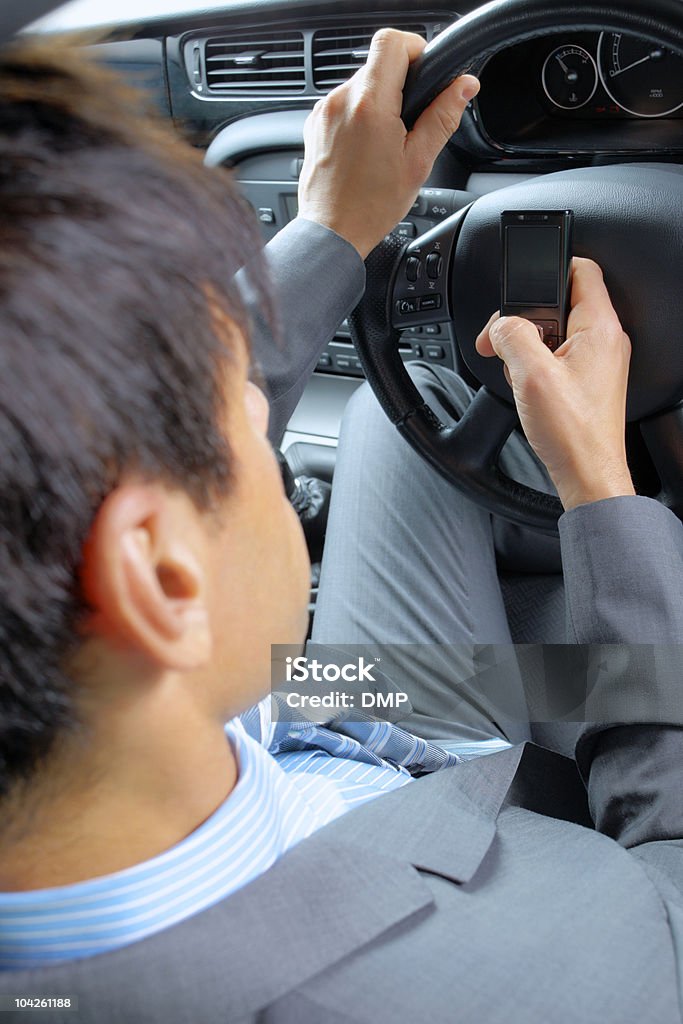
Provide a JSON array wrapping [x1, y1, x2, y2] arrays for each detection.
[[0, 752, 518, 1020], [324, 742, 592, 884], [321, 750, 525, 885], [0, 834, 434, 1022], [0, 742, 591, 1022]]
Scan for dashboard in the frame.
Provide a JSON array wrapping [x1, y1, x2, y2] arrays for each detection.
[[32, 0, 683, 427], [40, 2, 680, 161], [477, 31, 683, 155]]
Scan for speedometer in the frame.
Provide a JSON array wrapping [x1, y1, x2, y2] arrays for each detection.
[[597, 32, 683, 118]]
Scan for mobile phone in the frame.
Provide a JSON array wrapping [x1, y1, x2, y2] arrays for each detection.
[[500, 210, 573, 352]]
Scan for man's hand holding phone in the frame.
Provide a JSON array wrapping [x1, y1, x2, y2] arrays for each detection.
[[476, 257, 636, 512]]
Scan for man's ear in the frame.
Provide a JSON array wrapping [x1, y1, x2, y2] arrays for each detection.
[[80, 484, 212, 671]]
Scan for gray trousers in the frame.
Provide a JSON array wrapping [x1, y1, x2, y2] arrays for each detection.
[[311, 364, 566, 746]]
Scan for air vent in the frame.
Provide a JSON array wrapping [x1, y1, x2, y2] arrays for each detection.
[[203, 29, 305, 94], [312, 22, 428, 92]]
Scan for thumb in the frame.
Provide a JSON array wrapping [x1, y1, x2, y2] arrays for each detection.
[[488, 317, 555, 386], [405, 74, 480, 166]]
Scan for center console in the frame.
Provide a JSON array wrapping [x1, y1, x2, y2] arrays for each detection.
[[236, 150, 474, 384]]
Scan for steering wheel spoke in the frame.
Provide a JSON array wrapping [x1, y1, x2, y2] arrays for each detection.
[[439, 386, 518, 467], [397, 389, 564, 532], [392, 205, 470, 334]]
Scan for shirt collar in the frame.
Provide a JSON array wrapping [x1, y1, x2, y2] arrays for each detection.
[[0, 722, 322, 968]]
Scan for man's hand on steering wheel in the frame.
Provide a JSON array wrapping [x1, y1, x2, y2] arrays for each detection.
[[476, 259, 636, 512], [297, 29, 479, 259]]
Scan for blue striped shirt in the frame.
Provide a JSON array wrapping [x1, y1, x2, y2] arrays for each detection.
[[0, 699, 510, 969]]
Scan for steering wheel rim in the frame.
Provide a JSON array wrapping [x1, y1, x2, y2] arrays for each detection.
[[349, 0, 683, 535]]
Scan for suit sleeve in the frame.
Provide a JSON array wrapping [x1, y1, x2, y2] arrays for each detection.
[[237, 217, 366, 444], [559, 495, 683, 646], [559, 496, 683, 887]]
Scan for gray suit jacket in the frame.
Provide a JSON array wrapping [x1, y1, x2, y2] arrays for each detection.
[[2, 220, 683, 1023], [238, 217, 366, 443]]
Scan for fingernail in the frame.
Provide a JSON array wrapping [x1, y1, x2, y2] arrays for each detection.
[[461, 76, 480, 101]]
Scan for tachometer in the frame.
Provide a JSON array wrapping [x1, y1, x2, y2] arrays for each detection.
[[542, 45, 598, 110], [597, 32, 683, 118]]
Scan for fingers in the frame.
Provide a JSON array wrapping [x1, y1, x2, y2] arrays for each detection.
[[299, 28, 480, 258], [566, 257, 622, 338], [406, 73, 480, 167], [476, 312, 549, 370], [361, 29, 427, 114], [362, 28, 479, 158], [475, 261, 630, 396], [477, 261, 620, 361], [475, 311, 501, 358], [486, 316, 555, 388], [476, 313, 553, 390]]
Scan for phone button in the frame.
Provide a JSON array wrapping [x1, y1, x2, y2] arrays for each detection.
[[531, 320, 559, 350]]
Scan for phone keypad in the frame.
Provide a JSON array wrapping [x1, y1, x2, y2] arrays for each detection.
[[531, 320, 560, 352]]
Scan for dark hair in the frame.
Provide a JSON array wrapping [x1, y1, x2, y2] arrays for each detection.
[[0, 42, 271, 799]]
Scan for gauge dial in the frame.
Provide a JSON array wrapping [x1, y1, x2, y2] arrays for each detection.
[[597, 32, 683, 117], [542, 45, 598, 110]]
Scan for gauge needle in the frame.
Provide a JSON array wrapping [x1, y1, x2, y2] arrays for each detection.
[[557, 56, 569, 73], [610, 53, 653, 78]]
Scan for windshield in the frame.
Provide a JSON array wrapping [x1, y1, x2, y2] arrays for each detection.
[[29, 0, 245, 32]]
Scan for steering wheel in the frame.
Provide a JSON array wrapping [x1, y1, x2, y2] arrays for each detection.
[[348, 0, 683, 535]]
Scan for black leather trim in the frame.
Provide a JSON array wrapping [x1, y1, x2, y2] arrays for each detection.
[[348, 233, 424, 424]]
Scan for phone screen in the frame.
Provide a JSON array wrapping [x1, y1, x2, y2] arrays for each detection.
[[504, 225, 561, 306]]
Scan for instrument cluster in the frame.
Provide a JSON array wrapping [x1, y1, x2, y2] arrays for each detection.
[[475, 30, 683, 156], [541, 32, 683, 119]]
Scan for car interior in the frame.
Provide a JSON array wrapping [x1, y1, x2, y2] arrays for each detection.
[[24, 0, 683, 717]]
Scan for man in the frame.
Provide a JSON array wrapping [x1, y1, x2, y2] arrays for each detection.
[[0, 26, 682, 1024]]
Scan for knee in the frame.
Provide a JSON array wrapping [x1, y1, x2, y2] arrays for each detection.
[[340, 379, 388, 439], [343, 379, 375, 422], [338, 378, 403, 459]]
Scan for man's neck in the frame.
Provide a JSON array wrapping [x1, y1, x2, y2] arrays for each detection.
[[0, 704, 238, 891]]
